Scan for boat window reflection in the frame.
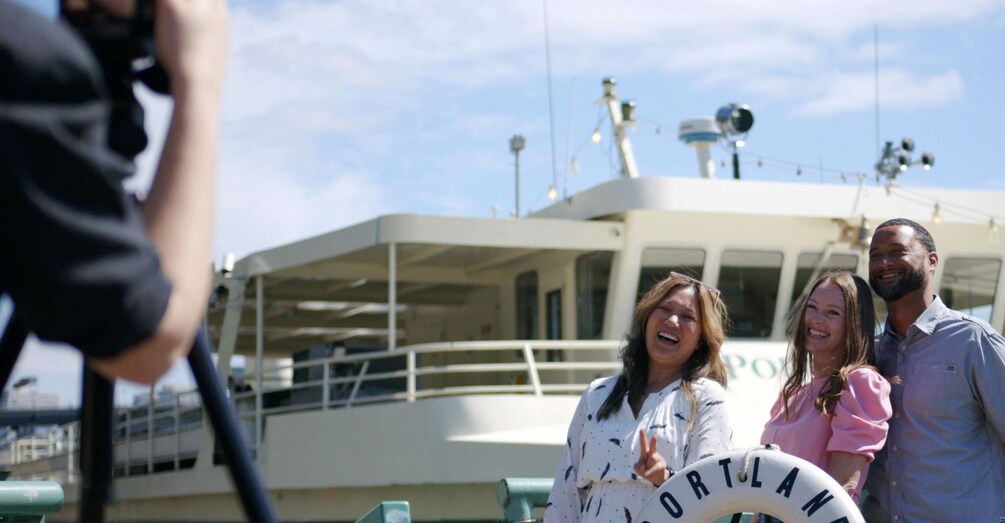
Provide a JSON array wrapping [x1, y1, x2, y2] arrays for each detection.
[[719, 250, 783, 339], [635, 247, 706, 300], [940, 257, 1001, 326], [790, 252, 859, 307], [576, 252, 613, 339]]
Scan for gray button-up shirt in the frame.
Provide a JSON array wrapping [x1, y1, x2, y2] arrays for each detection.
[[862, 296, 1005, 522]]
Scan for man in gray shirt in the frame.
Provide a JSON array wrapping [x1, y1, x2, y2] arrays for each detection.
[[861, 218, 1005, 522]]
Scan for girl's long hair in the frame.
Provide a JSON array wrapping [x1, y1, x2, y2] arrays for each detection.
[[597, 273, 729, 427], [782, 271, 876, 418]]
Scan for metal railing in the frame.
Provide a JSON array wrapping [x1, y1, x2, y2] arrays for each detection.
[[9, 340, 622, 482]]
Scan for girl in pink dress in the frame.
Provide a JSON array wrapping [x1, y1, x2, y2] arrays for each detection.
[[759, 271, 892, 521]]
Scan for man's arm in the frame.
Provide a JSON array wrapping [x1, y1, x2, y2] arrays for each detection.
[[90, 0, 229, 384], [966, 327, 1005, 442]]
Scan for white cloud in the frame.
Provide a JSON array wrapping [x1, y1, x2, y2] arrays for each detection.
[[795, 69, 963, 115], [116, 0, 996, 263], [215, 159, 389, 259]]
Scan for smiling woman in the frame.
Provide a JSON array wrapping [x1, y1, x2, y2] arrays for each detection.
[[758, 271, 892, 521], [544, 272, 732, 523]]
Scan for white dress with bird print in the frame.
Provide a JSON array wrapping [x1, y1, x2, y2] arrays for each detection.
[[545, 375, 732, 523]]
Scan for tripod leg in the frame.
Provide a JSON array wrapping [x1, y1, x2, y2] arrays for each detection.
[[188, 326, 278, 523], [79, 365, 115, 523], [0, 312, 29, 392]]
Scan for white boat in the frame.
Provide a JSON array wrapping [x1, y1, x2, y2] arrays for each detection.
[[11, 78, 1005, 522]]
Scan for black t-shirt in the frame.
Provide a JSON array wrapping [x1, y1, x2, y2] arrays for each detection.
[[0, 1, 171, 359]]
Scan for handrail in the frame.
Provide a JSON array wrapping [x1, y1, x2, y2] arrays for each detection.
[[498, 477, 552, 523], [9, 339, 623, 481], [0, 481, 64, 521]]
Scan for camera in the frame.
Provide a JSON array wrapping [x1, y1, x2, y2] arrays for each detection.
[[60, 0, 169, 162]]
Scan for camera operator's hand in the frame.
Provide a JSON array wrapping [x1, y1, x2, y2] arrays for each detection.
[[155, 0, 229, 99]]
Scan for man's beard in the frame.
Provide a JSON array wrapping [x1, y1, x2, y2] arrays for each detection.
[[870, 267, 927, 302]]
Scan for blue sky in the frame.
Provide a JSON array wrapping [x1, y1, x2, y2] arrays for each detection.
[[9, 0, 1005, 405]]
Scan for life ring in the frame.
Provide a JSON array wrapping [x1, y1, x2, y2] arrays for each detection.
[[636, 445, 864, 523]]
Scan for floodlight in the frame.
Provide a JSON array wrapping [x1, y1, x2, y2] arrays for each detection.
[[715, 103, 754, 135], [602, 77, 617, 97], [509, 135, 525, 153], [897, 152, 910, 170], [921, 152, 934, 170], [621, 100, 636, 122], [901, 137, 915, 152]]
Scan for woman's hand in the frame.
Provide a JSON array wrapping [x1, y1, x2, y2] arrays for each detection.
[[634, 429, 672, 487]]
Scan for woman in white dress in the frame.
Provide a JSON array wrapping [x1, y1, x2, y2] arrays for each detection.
[[545, 272, 733, 523]]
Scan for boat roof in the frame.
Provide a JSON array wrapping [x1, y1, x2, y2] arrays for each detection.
[[213, 175, 1005, 355], [215, 214, 625, 355], [532, 176, 1003, 224]]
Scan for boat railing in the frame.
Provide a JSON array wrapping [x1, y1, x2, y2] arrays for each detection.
[[232, 340, 622, 420], [8, 339, 622, 481]]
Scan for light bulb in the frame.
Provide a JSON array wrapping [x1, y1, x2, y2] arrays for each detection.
[[989, 218, 1000, 244], [590, 128, 602, 144], [932, 202, 943, 224], [547, 185, 558, 201]]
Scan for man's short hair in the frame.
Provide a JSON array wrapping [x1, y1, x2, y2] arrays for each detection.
[[876, 218, 937, 253]]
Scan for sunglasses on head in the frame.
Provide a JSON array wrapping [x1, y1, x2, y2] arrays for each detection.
[[669, 271, 721, 306]]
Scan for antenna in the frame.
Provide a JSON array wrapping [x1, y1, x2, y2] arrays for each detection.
[[563, 78, 576, 200], [874, 24, 880, 161], [599, 78, 640, 179], [542, 0, 558, 200]]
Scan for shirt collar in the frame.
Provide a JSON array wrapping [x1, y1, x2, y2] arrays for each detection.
[[884, 294, 946, 338]]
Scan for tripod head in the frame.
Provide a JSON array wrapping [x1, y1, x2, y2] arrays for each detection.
[[60, 0, 170, 163]]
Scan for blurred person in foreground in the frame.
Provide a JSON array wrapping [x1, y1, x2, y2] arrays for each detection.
[[0, 0, 229, 384]]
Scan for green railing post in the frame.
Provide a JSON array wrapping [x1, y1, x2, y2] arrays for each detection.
[[355, 501, 410, 523], [0, 481, 64, 522], [498, 478, 552, 523]]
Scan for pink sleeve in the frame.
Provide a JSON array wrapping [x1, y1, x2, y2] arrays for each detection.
[[827, 368, 892, 461], [768, 392, 784, 419]]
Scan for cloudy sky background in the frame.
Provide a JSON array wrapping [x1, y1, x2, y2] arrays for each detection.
[[9, 0, 1005, 405]]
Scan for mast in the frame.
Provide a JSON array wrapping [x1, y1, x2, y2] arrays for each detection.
[[600, 78, 640, 179]]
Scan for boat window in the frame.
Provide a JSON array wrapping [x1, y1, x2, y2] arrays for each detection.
[[719, 250, 783, 338], [576, 252, 613, 339], [636, 247, 706, 300], [790, 252, 859, 306], [546, 289, 562, 340], [939, 257, 1001, 324], [545, 289, 564, 361], [515, 271, 539, 339]]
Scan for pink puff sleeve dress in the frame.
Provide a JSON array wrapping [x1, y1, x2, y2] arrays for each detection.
[[759, 367, 892, 501]]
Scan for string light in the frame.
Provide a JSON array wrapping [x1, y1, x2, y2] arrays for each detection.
[[932, 202, 943, 224], [590, 127, 602, 144], [796, 166, 802, 176], [989, 218, 1000, 244], [547, 185, 558, 201]]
